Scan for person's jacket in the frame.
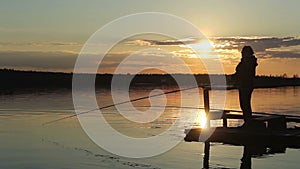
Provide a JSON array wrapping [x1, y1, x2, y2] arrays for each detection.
[[234, 55, 258, 89]]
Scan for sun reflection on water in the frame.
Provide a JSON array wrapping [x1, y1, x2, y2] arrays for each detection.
[[195, 110, 207, 128]]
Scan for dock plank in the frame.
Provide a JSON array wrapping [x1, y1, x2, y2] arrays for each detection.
[[184, 127, 300, 148]]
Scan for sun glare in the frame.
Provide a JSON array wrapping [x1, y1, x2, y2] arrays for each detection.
[[197, 40, 214, 51], [195, 111, 207, 128], [186, 40, 215, 58], [190, 40, 213, 51]]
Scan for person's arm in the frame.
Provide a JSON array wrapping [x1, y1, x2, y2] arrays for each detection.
[[230, 62, 241, 87]]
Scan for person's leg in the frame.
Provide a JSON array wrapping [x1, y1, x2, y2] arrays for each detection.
[[239, 89, 245, 112], [239, 89, 253, 123], [244, 89, 253, 121]]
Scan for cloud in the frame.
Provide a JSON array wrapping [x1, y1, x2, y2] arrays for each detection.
[[127, 38, 200, 46], [213, 36, 300, 58], [126, 36, 300, 59], [100, 50, 192, 73], [2, 36, 300, 74], [0, 50, 196, 73], [262, 50, 300, 59], [0, 42, 81, 47], [0, 51, 77, 71], [213, 37, 300, 52]]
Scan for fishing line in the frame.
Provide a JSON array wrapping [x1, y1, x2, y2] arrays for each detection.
[[43, 86, 300, 126], [42, 86, 200, 126]]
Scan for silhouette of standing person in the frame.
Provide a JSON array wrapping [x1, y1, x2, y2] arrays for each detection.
[[234, 46, 258, 126]]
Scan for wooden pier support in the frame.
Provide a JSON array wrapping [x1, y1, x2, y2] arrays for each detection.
[[203, 87, 210, 128], [203, 142, 210, 169], [203, 87, 210, 168]]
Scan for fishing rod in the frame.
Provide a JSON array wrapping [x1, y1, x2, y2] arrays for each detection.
[[136, 105, 300, 119], [42, 86, 200, 126]]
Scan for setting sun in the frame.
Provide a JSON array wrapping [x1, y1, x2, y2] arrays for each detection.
[[186, 40, 216, 58], [196, 40, 214, 52]]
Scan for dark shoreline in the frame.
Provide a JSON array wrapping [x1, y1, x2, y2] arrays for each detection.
[[1, 69, 300, 94]]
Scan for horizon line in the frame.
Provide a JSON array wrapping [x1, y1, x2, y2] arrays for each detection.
[[1, 68, 298, 78]]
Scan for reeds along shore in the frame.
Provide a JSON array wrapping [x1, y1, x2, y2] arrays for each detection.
[[1, 69, 300, 93]]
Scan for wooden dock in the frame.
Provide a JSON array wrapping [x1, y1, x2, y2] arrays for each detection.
[[185, 122, 300, 149], [184, 87, 300, 168], [184, 86, 300, 147], [185, 109, 300, 147], [184, 112, 300, 168]]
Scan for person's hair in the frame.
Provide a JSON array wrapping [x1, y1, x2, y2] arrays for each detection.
[[241, 46, 254, 57]]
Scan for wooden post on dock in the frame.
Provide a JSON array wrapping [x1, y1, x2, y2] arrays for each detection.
[[203, 142, 210, 169], [203, 87, 210, 169], [223, 110, 229, 128], [203, 87, 210, 128]]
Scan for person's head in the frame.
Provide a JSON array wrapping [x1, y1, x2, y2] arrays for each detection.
[[241, 46, 254, 57]]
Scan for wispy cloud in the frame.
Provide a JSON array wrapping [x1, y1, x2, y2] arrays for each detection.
[[0, 51, 77, 71], [0, 50, 197, 73], [0, 42, 82, 47], [126, 38, 200, 46], [1, 36, 300, 74], [214, 36, 300, 50], [126, 36, 300, 59], [213, 36, 300, 58]]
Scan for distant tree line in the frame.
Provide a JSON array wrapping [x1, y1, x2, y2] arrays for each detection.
[[1, 69, 300, 94]]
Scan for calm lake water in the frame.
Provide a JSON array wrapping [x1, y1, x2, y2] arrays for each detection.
[[0, 86, 299, 169]]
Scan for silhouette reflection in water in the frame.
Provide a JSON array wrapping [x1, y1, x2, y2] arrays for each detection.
[[202, 143, 287, 169]]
